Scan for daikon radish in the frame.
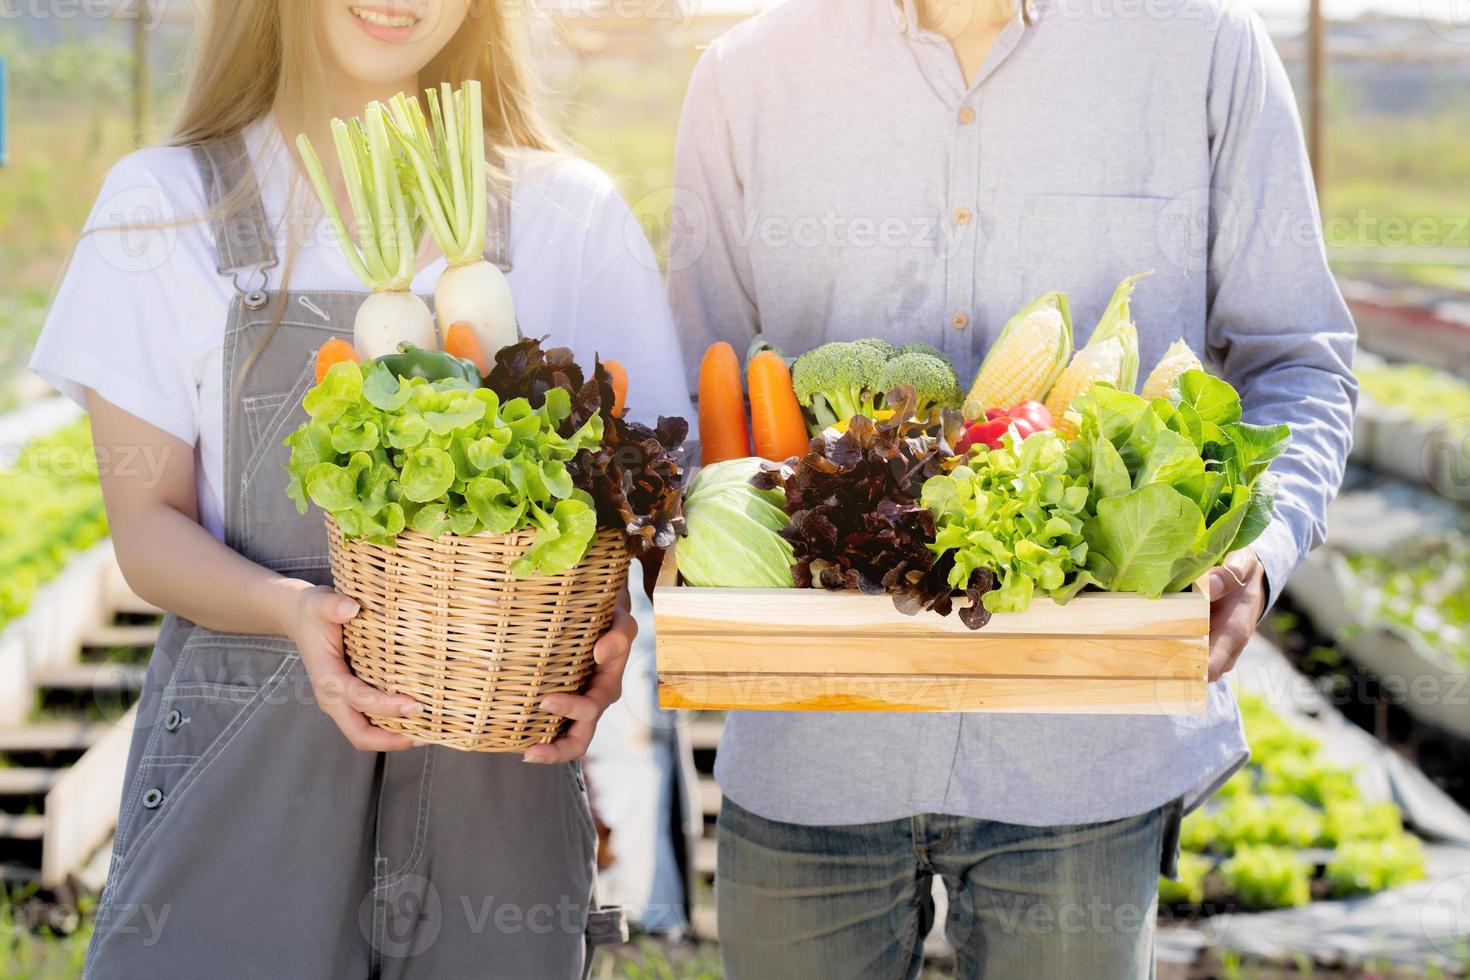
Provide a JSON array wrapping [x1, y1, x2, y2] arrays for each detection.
[[386, 81, 518, 359], [295, 103, 435, 358]]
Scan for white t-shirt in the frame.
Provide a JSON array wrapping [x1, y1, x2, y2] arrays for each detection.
[[31, 118, 694, 541]]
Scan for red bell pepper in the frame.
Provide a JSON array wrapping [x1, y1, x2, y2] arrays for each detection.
[[956, 401, 1053, 454]]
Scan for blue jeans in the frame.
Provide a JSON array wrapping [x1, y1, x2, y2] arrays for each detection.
[[716, 797, 1168, 980]]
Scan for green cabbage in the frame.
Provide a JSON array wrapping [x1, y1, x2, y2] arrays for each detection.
[[678, 458, 796, 588]]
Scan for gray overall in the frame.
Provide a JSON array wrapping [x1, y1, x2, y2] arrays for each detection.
[[85, 135, 625, 979]]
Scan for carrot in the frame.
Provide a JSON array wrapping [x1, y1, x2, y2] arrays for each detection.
[[598, 358, 629, 418], [443, 321, 490, 377], [314, 337, 361, 384], [747, 351, 809, 461], [698, 342, 752, 466]]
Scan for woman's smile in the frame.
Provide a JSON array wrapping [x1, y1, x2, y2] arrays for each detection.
[[348, 4, 421, 42]]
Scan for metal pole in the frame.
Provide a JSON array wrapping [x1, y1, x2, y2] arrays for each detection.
[[1306, 0, 1324, 206], [133, 0, 151, 145]]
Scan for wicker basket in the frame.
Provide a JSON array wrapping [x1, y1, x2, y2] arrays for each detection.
[[326, 517, 629, 752]]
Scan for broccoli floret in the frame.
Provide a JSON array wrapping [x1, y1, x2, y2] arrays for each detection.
[[791, 341, 887, 433], [897, 342, 955, 374], [876, 351, 960, 419], [853, 338, 899, 360]]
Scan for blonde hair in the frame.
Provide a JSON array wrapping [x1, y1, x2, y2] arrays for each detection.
[[159, 0, 560, 374], [167, 0, 561, 155]]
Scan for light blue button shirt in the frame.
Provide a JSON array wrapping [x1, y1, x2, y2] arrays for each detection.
[[667, 0, 1357, 826]]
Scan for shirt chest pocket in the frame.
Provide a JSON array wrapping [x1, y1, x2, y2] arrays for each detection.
[[1018, 194, 1202, 352]]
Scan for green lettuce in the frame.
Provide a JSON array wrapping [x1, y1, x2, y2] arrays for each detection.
[[921, 431, 1090, 614], [1065, 370, 1290, 598], [285, 361, 604, 576]]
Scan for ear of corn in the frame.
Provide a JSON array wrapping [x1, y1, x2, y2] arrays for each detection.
[[1045, 327, 1138, 439], [1141, 339, 1204, 402], [962, 292, 1073, 419], [1043, 272, 1149, 438]]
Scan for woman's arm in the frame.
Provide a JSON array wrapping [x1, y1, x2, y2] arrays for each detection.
[[88, 390, 420, 751]]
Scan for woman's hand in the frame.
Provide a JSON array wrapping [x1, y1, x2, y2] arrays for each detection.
[[523, 605, 638, 764], [277, 582, 421, 752]]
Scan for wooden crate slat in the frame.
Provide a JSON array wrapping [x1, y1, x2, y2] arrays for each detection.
[[658, 673, 1208, 714], [656, 633, 1206, 679], [658, 585, 1205, 638], [653, 543, 1210, 715]]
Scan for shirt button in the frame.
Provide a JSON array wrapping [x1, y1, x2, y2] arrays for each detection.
[[163, 709, 183, 732], [958, 107, 976, 125], [954, 208, 973, 226], [142, 788, 165, 809], [951, 313, 970, 331]]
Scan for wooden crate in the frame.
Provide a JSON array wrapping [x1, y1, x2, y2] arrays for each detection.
[[653, 546, 1209, 714]]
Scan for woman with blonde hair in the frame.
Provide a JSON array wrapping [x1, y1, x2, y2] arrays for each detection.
[[30, 2, 691, 975]]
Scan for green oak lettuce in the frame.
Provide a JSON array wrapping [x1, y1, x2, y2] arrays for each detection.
[[921, 430, 1090, 615], [285, 360, 604, 576]]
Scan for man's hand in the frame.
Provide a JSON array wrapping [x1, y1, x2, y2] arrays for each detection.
[[1206, 549, 1267, 682], [523, 605, 638, 764]]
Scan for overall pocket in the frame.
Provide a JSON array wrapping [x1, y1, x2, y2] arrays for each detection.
[[112, 629, 297, 871]]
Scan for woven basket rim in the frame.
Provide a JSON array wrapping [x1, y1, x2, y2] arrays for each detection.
[[324, 514, 625, 549]]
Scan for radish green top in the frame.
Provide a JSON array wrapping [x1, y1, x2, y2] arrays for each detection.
[[295, 102, 423, 293], [385, 81, 488, 268]]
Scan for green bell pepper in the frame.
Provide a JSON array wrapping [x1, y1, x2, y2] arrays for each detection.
[[372, 343, 482, 384]]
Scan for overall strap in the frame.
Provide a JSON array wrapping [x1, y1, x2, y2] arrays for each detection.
[[191, 133, 278, 305]]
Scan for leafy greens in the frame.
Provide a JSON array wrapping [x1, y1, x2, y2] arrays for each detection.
[[921, 430, 1090, 617], [285, 360, 605, 576], [751, 389, 986, 622], [484, 337, 689, 556], [1061, 369, 1290, 599]]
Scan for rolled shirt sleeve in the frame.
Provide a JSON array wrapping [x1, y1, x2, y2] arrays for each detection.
[[1203, 9, 1358, 608]]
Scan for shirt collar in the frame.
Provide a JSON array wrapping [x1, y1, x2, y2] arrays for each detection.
[[890, 0, 1036, 37]]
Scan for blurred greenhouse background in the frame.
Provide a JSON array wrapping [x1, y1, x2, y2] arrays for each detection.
[[3, 1, 1470, 977]]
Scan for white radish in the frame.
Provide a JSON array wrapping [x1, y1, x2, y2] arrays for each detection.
[[296, 102, 430, 356], [386, 81, 520, 363], [435, 260, 517, 353], [355, 290, 437, 360]]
